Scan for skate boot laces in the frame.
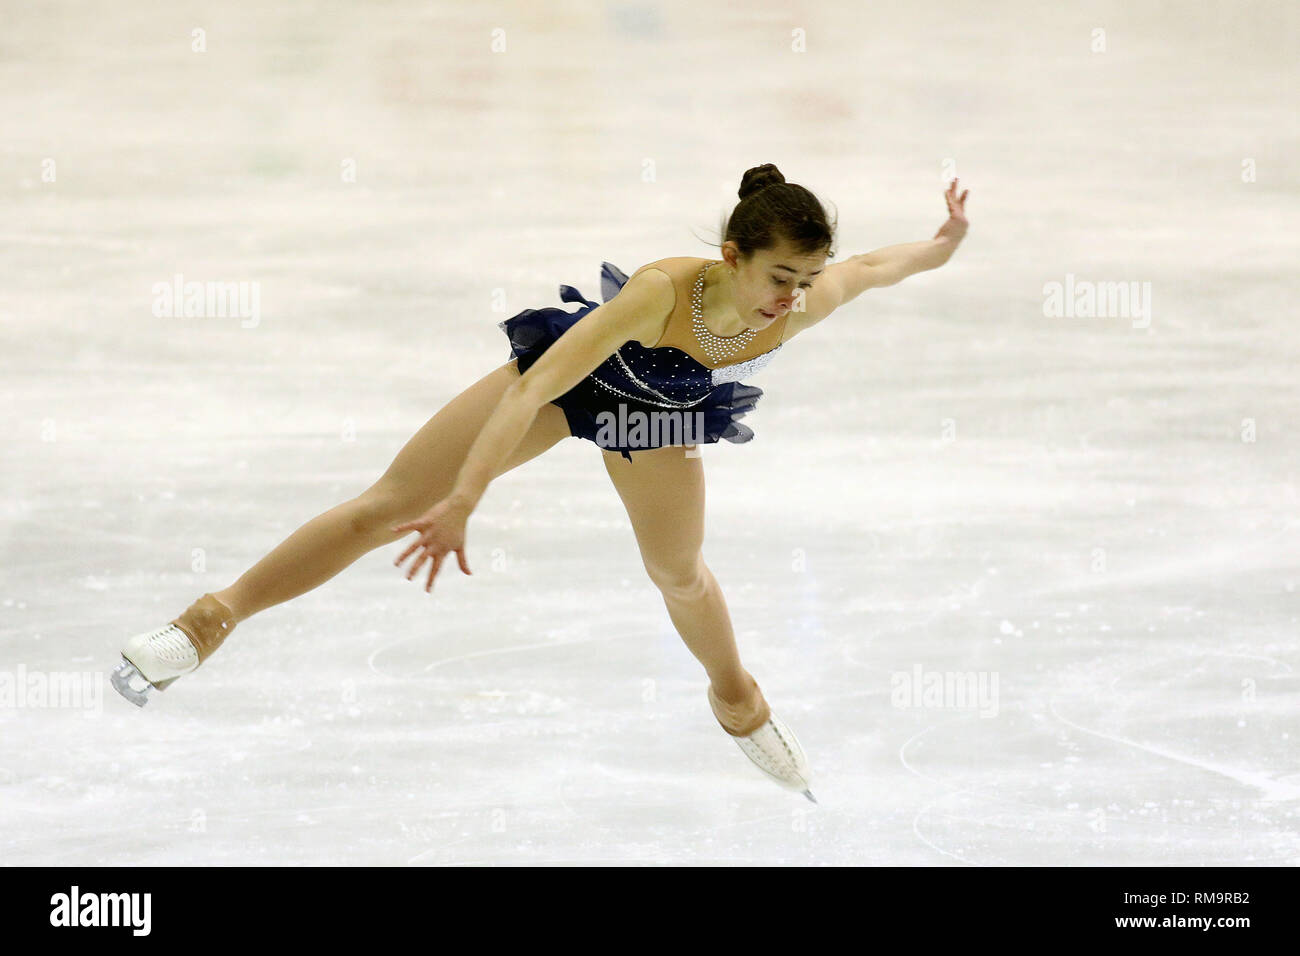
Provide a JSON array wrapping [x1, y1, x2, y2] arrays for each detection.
[[142, 624, 199, 667]]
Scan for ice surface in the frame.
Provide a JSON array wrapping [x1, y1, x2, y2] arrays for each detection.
[[1, 0, 1298, 865]]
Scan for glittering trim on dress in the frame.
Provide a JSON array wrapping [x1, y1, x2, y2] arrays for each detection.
[[589, 372, 703, 409], [609, 348, 708, 408], [709, 343, 783, 387]]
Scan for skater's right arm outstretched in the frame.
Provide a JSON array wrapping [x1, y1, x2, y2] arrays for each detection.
[[392, 268, 675, 592]]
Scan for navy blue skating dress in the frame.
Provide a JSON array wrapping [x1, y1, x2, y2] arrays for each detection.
[[498, 261, 786, 462]]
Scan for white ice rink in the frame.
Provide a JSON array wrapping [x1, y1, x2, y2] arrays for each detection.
[[2, 1, 1298, 865]]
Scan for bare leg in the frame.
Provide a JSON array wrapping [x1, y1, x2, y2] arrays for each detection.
[[599, 445, 752, 706], [211, 360, 569, 624], [600, 447, 811, 791]]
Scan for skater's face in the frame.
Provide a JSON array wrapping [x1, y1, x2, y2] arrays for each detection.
[[723, 238, 827, 329]]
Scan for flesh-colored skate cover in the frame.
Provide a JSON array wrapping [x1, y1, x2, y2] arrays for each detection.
[[171, 593, 237, 665], [707, 677, 772, 737]]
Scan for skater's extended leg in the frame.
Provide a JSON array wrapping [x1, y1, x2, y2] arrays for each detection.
[[113, 360, 570, 706], [600, 445, 753, 709], [212, 359, 569, 623]]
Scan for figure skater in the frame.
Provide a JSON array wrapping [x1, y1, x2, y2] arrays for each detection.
[[112, 164, 970, 801]]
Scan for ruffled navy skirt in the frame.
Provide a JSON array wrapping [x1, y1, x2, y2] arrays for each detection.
[[498, 263, 764, 462]]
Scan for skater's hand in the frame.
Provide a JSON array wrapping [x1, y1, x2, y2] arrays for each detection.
[[391, 498, 472, 593], [936, 178, 969, 242]]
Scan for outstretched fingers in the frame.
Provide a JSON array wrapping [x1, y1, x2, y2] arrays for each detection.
[[424, 552, 443, 592], [404, 542, 438, 581], [393, 533, 426, 568], [390, 511, 471, 594], [391, 516, 432, 565], [944, 178, 970, 217]]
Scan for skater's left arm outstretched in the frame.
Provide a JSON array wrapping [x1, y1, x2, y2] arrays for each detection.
[[801, 178, 969, 322]]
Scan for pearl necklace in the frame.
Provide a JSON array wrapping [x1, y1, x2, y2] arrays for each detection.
[[691, 261, 757, 363]]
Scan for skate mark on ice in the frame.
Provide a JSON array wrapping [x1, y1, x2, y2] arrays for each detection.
[[898, 715, 989, 866], [898, 695, 1300, 866], [1048, 650, 1300, 803], [895, 707, 1252, 865], [1050, 698, 1300, 803]]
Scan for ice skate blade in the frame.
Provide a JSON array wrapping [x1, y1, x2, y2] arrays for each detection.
[[111, 658, 157, 708]]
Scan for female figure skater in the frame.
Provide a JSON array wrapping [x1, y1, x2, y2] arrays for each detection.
[[112, 164, 970, 801]]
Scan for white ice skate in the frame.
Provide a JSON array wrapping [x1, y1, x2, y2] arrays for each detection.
[[112, 593, 236, 707], [708, 681, 816, 803], [112, 625, 198, 705]]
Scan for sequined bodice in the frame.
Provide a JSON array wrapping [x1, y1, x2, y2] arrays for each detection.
[[588, 340, 783, 408], [583, 261, 784, 409]]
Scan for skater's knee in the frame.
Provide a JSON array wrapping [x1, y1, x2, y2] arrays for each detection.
[[647, 553, 708, 601], [347, 485, 421, 538]]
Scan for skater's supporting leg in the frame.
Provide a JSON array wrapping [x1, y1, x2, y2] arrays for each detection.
[[600, 444, 812, 794], [600, 445, 754, 708], [212, 360, 570, 623]]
